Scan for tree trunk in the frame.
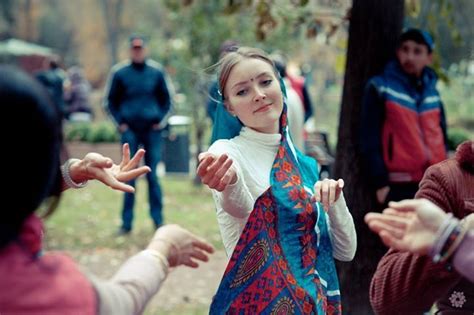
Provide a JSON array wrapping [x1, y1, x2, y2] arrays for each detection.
[[99, 0, 124, 67], [334, 0, 404, 314]]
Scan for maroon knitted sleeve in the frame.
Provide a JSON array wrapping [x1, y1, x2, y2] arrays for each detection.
[[369, 163, 463, 314]]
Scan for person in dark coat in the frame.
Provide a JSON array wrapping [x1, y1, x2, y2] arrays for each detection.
[[104, 34, 173, 234]]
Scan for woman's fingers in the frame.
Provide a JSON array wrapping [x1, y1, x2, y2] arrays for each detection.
[[193, 239, 215, 254], [123, 148, 146, 171], [312, 179, 344, 210], [196, 155, 215, 177], [90, 168, 136, 193], [120, 143, 131, 168], [328, 180, 336, 207], [313, 181, 322, 203], [367, 219, 405, 239], [117, 166, 151, 182], [199, 154, 234, 190], [89, 156, 113, 169]]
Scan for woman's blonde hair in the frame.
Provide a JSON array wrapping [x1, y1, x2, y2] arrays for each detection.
[[218, 47, 278, 101]]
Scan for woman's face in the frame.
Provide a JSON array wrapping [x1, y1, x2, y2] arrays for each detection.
[[224, 58, 283, 134]]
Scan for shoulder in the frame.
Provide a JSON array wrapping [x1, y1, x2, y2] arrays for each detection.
[[456, 140, 474, 173], [145, 59, 165, 72], [420, 158, 458, 185], [110, 60, 131, 76]]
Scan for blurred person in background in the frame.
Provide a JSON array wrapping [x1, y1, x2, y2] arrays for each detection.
[[359, 28, 448, 208], [35, 56, 66, 116], [64, 65, 94, 122], [104, 34, 173, 235]]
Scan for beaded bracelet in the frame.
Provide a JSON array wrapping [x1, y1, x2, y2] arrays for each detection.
[[438, 221, 469, 263], [61, 159, 88, 189], [434, 223, 462, 263], [429, 213, 455, 260]]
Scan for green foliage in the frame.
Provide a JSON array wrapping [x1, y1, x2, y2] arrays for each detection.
[[64, 121, 119, 143], [45, 177, 221, 250], [86, 121, 120, 143], [407, 0, 474, 69], [447, 127, 471, 151], [64, 122, 91, 141]]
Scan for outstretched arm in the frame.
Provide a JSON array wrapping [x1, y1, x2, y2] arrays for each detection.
[[366, 199, 474, 282], [62, 143, 151, 193], [367, 165, 464, 314], [312, 179, 357, 261], [91, 224, 214, 315]]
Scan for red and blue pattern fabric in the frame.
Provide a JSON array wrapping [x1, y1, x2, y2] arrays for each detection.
[[210, 105, 341, 314]]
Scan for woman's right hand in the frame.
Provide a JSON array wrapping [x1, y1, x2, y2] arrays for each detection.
[[365, 198, 446, 254], [147, 224, 215, 268], [196, 152, 237, 191]]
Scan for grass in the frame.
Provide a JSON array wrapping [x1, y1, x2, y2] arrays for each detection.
[[44, 176, 223, 251]]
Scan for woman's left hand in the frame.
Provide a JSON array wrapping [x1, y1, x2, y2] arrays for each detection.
[[311, 178, 344, 212], [69, 143, 151, 193]]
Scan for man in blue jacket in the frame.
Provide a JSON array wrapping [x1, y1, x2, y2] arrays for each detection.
[[105, 34, 173, 234], [360, 28, 448, 207]]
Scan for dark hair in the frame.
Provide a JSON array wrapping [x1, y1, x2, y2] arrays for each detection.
[[398, 28, 434, 53], [0, 65, 63, 249]]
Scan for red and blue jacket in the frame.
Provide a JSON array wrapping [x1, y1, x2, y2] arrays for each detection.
[[360, 61, 447, 188]]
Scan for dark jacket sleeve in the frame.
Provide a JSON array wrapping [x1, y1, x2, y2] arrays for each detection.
[[369, 165, 463, 315], [105, 71, 124, 125], [154, 71, 171, 123], [359, 81, 389, 189]]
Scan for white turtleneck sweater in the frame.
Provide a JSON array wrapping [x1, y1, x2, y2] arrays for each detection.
[[208, 127, 357, 260]]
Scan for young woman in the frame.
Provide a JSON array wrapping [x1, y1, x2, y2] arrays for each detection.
[[197, 47, 356, 314], [0, 65, 214, 315]]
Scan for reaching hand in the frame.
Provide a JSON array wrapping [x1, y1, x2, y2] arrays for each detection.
[[197, 152, 237, 192], [364, 198, 447, 254], [312, 178, 345, 212], [147, 224, 215, 268], [69, 143, 151, 193]]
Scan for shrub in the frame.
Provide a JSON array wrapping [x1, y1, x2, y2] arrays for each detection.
[[64, 122, 91, 142], [65, 121, 119, 143], [85, 121, 120, 143], [447, 127, 471, 151]]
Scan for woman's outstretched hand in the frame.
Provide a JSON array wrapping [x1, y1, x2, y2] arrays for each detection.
[[364, 198, 446, 254], [68, 143, 151, 193], [197, 152, 237, 192], [147, 224, 215, 268], [312, 178, 345, 211]]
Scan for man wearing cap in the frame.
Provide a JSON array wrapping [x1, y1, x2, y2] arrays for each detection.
[[104, 34, 173, 235], [359, 28, 448, 207], [361, 29, 455, 314]]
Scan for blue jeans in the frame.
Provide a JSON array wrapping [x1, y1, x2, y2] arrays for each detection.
[[121, 128, 163, 231]]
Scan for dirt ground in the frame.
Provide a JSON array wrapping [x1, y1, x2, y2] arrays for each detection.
[[70, 248, 227, 314]]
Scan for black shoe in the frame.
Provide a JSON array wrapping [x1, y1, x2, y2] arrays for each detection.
[[154, 223, 163, 230], [116, 227, 131, 236]]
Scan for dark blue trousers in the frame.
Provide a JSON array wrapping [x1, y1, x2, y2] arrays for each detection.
[[121, 128, 163, 231]]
